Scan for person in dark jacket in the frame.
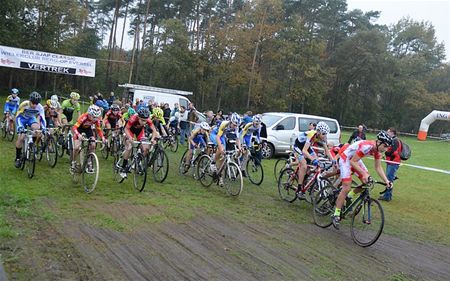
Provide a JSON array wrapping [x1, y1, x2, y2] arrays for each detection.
[[163, 103, 171, 125], [348, 124, 366, 143], [379, 127, 401, 201]]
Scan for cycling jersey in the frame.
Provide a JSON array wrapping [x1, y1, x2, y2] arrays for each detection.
[[242, 122, 261, 147], [293, 130, 322, 160], [338, 140, 381, 182], [217, 121, 239, 140], [190, 128, 209, 149], [15, 100, 46, 131], [4, 95, 20, 114], [61, 99, 81, 122], [126, 114, 154, 141], [72, 113, 104, 140], [104, 110, 122, 128]]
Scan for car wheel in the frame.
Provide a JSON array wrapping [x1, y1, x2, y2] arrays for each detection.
[[261, 142, 274, 159]]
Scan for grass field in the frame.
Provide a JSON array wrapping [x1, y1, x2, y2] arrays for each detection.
[[0, 128, 449, 279]]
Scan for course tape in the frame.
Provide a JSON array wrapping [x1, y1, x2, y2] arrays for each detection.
[[377, 158, 450, 175]]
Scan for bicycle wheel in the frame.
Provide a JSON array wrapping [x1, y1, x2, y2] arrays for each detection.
[[112, 154, 123, 183], [133, 153, 147, 192], [82, 153, 99, 193], [36, 139, 44, 162], [178, 149, 190, 176], [1, 120, 6, 139], [274, 157, 289, 181], [224, 161, 243, 196], [247, 156, 264, 185], [277, 168, 298, 203], [152, 149, 169, 183], [25, 144, 36, 179], [351, 198, 385, 247], [45, 137, 58, 168], [56, 134, 65, 158], [6, 121, 15, 142], [197, 155, 214, 187], [100, 142, 109, 160], [170, 135, 178, 152], [312, 182, 336, 228]]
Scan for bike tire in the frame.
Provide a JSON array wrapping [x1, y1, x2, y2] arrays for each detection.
[[152, 149, 169, 183], [170, 135, 179, 152], [273, 157, 289, 181], [82, 153, 99, 194], [179, 149, 190, 176], [224, 161, 243, 196], [197, 155, 214, 187], [36, 139, 44, 162], [26, 144, 36, 179], [56, 134, 65, 158], [351, 198, 385, 247], [247, 156, 264, 185], [133, 153, 147, 192], [312, 182, 336, 228], [46, 136, 58, 168], [100, 142, 109, 160], [277, 168, 298, 203], [1, 120, 6, 139], [6, 121, 15, 142]]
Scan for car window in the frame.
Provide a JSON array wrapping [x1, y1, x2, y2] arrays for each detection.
[[179, 98, 188, 109], [298, 117, 338, 133], [262, 114, 282, 127], [276, 117, 295, 130]]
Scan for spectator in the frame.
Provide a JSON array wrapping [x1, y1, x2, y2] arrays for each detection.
[[380, 128, 401, 202], [242, 111, 253, 125], [308, 122, 316, 131], [187, 102, 198, 134], [348, 124, 366, 143], [171, 103, 179, 117], [163, 103, 171, 125], [178, 106, 189, 145], [107, 91, 115, 106], [205, 110, 214, 126]]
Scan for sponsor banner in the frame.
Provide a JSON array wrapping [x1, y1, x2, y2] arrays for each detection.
[[0, 45, 96, 77]]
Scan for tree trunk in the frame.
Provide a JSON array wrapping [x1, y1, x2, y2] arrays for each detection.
[[136, 0, 151, 83], [128, 0, 143, 83]]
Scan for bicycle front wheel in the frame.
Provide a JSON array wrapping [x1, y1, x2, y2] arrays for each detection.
[[247, 156, 264, 185], [82, 153, 99, 193], [46, 137, 58, 168], [277, 168, 298, 203], [351, 198, 385, 247], [1, 120, 6, 139], [100, 142, 109, 160], [312, 183, 336, 228], [224, 161, 243, 196], [133, 154, 147, 192], [197, 155, 214, 187], [56, 134, 65, 158], [7, 121, 15, 142], [170, 135, 178, 152], [25, 144, 36, 179], [178, 149, 190, 176], [152, 149, 169, 183], [273, 157, 289, 181]]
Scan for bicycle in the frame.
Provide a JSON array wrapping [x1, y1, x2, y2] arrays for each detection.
[[179, 145, 209, 179], [109, 127, 125, 159], [113, 140, 150, 192], [1, 111, 15, 142], [54, 125, 72, 158], [36, 127, 58, 168], [146, 138, 169, 183], [312, 177, 387, 247], [235, 144, 264, 186], [70, 135, 101, 193], [18, 129, 41, 179], [196, 141, 243, 196], [162, 130, 179, 152], [277, 158, 334, 203], [273, 151, 295, 181]]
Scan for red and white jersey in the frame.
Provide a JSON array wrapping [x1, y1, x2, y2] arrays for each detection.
[[338, 140, 381, 161]]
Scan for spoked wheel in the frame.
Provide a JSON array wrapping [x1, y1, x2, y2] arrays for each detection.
[[178, 149, 190, 176], [224, 162, 243, 196], [351, 198, 385, 247], [36, 139, 44, 162], [169, 135, 178, 152], [197, 155, 214, 187], [7, 122, 15, 142], [1, 120, 6, 139], [45, 137, 58, 168], [56, 134, 65, 158], [100, 142, 109, 160], [312, 183, 337, 228], [81, 153, 99, 193], [25, 144, 36, 178], [273, 157, 289, 181], [152, 149, 169, 183], [133, 154, 147, 192], [277, 168, 298, 203], [246, 156, 264, 185]]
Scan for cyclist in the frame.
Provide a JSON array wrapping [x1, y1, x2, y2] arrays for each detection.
[[71, 105, 106, 171], [240, 114, 263, 175], [292, 121, 334, 199], [14, 92, 47, 168], [44, 100, 61, 128], [120, 107, 160, 178], [332, 131, 394, 229], [212, 113, 242, 186], [103, 104, 123, 137], [3, 88, 20, 133], [183, 122, 210, 172], [122, 103, 136, 122], [150, 107, 168, 137], [61, 92, 81, 125]]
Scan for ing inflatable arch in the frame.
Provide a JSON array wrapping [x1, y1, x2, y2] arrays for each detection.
[[417, 110, 450, 140]]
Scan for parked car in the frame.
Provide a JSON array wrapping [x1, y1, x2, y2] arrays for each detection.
[[261, 112, 341, 158], [440, 133, 450, 139]]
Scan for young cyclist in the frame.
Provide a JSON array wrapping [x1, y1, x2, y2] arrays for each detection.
[[240, 114, 263, 175], [61, 92, 81, 125], [71, 105, 106, 171], [44, 100, 61, 127], [14, 92, 47, 168], [332, 131, 394, 229], [103, 104, 123, 136], [150, 107, 168, 137], [183, 122, 210, 172], [3, 88, 20, 132], [121, 107, 160, 178], [292, 121, 334, 199]]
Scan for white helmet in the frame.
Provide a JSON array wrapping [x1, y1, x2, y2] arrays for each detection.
[[200, 122, 210, 130], [252, 114, 262, 124], [51, 95, 59, 102], [230, 113, 241, 125], [49, 100, 58, 109], [87, 105, 102, 118], [70, 92, 80, 100], [316, 121, 330, 135]]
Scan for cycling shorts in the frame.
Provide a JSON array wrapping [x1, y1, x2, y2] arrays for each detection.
[[4, 104, 17, 115], [338, 158, 368, 183], [190, 136, 207, 150], [130, 127, 146, 141], [16, 115, 38, 132], [293, 142, 315, 161]]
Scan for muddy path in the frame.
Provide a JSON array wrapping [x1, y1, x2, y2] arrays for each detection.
[[53, 204, 450, 281]]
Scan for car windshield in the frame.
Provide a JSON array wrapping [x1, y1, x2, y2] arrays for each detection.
[[262, 114, 282, 127]]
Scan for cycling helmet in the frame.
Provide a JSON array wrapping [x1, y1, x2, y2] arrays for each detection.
[[110, 104, 120, 111], [152, 107, 163, 119], [87, 105, 102, 118], [70, 91, 80, 100], [29, 92, 42, 104], [230, 113, 241, 125], [11, 88, 19, 95], [377, 130, 394, 146], [252, 114, 262, 124], [47, 100, 58, 109], [137, 107, 150, 119], [200, 122, 211, 130], [51, 95, 58, 102], [316, 121, 330, 135]]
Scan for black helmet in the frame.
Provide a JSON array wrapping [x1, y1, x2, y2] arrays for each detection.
[[377, 130, 394, 146], [29, 91, 42, 104], [137, 107, 150, 119]]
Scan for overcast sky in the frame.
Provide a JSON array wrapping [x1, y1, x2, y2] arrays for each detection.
[[347, 0, 450, 61]]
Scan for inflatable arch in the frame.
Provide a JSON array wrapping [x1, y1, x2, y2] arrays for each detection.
[[417, 110, 450, 140]]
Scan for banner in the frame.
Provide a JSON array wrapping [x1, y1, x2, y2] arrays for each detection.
[[0, 45, 96, 77]]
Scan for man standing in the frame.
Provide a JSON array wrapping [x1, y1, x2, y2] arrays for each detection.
[[187, 102, 198, 134], [348, 124, 366, 143], [177, 106, 190, 145], [107, 92, 115, 106], [380, 127, 402, 201]]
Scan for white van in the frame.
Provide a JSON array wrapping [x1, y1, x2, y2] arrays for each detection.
[[261, 112, 341, 158]]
